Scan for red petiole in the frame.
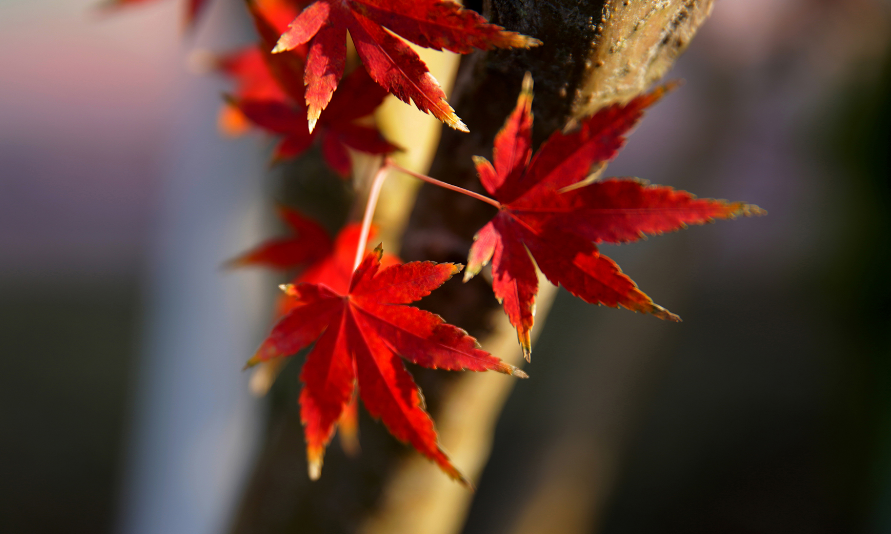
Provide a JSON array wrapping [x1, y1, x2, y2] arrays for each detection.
[[387, 161, 502, 209], [353, 159, 502, 270]]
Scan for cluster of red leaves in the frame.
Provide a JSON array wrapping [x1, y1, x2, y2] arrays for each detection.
[[214, 0, 399, 176], [201, 0, 545, 485], [235, 81, 763, 483], [272, 0, 541, 131], [113, 0, 540, 171], [243, 247, 525, 484], [230, 207, 523, 483], [465, 75, 765, 358], [112, 0, 764, 486], [113, 0, 540, 132]]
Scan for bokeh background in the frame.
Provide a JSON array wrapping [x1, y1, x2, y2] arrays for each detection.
[[1, 0, 889, 533]]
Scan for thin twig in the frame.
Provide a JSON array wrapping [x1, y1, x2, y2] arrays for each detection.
[[388, 161, 501, 209], [354, 163, 390, 270]]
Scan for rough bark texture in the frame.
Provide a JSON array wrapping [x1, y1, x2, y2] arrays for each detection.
[[229, 1, 714, 533], [573, 0, 716, 119]]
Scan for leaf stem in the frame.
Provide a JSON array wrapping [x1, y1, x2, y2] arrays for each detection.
[[354, 162, 390, 270], [388, 161, 501, 209]]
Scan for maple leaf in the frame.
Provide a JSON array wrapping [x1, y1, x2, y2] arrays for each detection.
[[229, 207, 395, 453], [465, 75, 766, 359], [227, 65, 399, 175], [208, 0, 304, 133], [247, 246, 527, 484], [278, 224, 398, 456], [271, 0, 541, 132], [212, 1, 398, 174], [214, 48, 289, 135], [226, 205, 333, 271], [295, 223, 399, 291], [246, 0, 312, 101], [225, 205, 399, 314]]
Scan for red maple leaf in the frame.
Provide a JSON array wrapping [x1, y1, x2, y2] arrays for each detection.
[[225, 205, 399, 315], [211, 0, 306, 134], [271, 0, 541, 132], [227, 66, 399, 175], [215, 48, 289, 135], [465, 75, 766, 358], [226, 205, 332, 271], [226, 205, 400, 285], [229, 207, 394, 452], [274, 223, 397, 456], [215, 1, 398, 175], [247, 246, 527, 483], [246, 0, 313, 101]]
